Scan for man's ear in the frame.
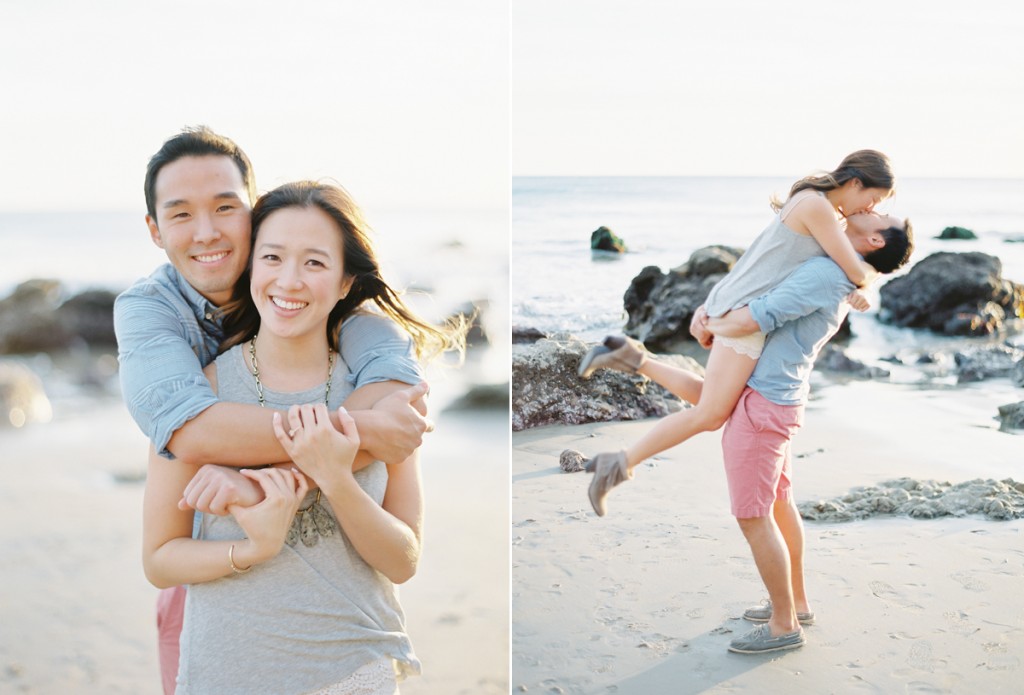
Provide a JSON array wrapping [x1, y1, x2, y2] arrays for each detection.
[[146, 215, 165, 249], [868, 233, 886, 249]]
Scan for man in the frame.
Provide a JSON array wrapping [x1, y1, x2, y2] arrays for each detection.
[[582, 211, 913, 654], [114, 127, 430, 693], [702, 211, 912, 653]]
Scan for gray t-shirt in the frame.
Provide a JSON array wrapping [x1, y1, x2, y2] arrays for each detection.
[[704, 196, 826, 318], [176, 329, 421, 693]]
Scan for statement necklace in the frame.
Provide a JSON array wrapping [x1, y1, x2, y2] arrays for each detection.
[[247, 335, 338, 547]]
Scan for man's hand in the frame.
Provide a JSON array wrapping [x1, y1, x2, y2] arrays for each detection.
[[689, 305, 714, 349], [179, 464, 263, 515], [846, 289, 871, 312], [364, 381, 431, 464]]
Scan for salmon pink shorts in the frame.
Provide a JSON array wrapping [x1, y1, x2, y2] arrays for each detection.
[[157, 585, 186, 694], [721, 387, 804, 518]]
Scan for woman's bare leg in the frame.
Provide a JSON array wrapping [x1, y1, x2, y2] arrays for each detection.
[[624, 341, 756, 470], [638, 359, 705, 404]]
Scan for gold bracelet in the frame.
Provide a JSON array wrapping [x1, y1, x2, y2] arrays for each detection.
[[228, 544, 252, 574]]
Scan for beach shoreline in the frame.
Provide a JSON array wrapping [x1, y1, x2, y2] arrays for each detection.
[[511, 378, 1023, 694]]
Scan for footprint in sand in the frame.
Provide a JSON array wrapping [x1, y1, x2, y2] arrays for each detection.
[[906, 640, 947, 673], [869, 580, 923, 611], [950, 571, 989, 591], [942, 610, 979, 637], [981, 642, 1020, 671]]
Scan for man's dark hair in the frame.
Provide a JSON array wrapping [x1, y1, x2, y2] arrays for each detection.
[[864, 218, 914, 274], [144, 126, 256, 221]]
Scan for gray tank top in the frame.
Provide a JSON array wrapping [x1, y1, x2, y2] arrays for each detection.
[[703, 192, 827, 318], [176, 343, 420, 694]]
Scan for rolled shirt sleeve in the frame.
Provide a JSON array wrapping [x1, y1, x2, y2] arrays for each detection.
[[114, 274, 221, 459], [339, 312, 424, 389], [748, 259, 852, 334]]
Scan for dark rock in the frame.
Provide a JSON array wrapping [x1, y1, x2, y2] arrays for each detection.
[[0, 360, 52, 427], [0, 281, 120, 354], [997, 402, 1024, 432], [590, 226, 627, 253], [832, 314, 852, 341], [0, 280, 73, 354], [954, 345, 1024, 383], [444, 382, 508, 411], [559, 449, 588, 473], [511, 333, 702, 431], [513, 326, 548, 344], [1014, 357, 1024, 388], [623, 246, 743, 353], [878, 252, 1024, 336], [935, 226, 977, 240], [814, 344, 890, 378], [55, 289, 118, 347]]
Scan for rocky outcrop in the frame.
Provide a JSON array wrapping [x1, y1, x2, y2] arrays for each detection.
[[0, 280, 117, 354], [591, 226, 627, 253], [56, 289, 118, 348], [512, 326, 548, 344], [935, 226, 977, 240], [997, 402, 1024, 432], [511, 333, 703, 431], [799, 478, 1024, 521], [623, 246, 743, 353], [444, 382, 508, 411], [878, 252, 1024, 336], [954, 344, 1024, 383], [814, 344, 889, 379], [0, 280, 72, 353]]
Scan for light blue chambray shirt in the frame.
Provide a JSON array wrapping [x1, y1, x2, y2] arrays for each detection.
[[747, 257, 855, 406], [114, 263, 422, 458]]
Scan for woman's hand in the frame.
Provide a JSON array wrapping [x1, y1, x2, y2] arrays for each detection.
[[228, 468, 308, 565], [846, 289, 871, 312], [689, 304, 714, 349], [179, 464, 263, 515], [274, 404, 360, 488]]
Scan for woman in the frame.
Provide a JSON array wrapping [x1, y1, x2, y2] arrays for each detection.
[[143, 181, 462, 694], [578, 150, 895, 515]]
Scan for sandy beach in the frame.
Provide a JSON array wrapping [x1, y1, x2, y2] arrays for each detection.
[[0, 382, 508, 694], [512, 378, 1024, 694]]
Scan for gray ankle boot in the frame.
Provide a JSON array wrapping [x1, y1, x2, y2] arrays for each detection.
[[577, 335, 648, 379], [585, 450, 632, 516]]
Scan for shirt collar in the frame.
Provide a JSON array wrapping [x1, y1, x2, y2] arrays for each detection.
[[161, 263, 225, 326]]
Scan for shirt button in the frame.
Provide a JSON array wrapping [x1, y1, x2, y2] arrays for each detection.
[[205, 313, 213, 320]]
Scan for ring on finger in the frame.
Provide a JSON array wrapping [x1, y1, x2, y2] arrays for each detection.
[[288, 427, 300, 437]]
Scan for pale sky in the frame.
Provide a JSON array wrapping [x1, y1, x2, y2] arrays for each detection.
[[3, 1, 1021, 216], [511, 0, 1024, 178], [0, 0, 508, 213]]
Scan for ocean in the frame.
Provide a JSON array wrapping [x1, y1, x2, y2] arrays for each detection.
[[511, 176, 1024, 360], [0, 206, 510, 415]]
